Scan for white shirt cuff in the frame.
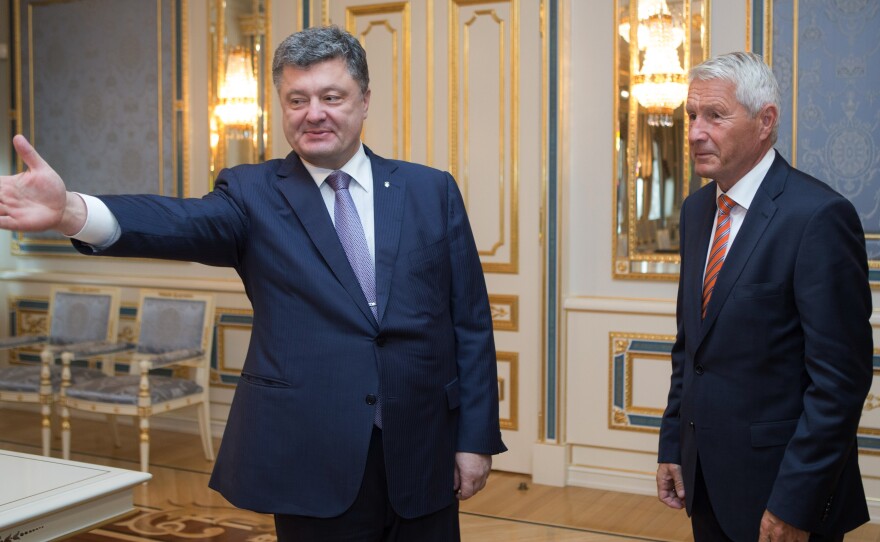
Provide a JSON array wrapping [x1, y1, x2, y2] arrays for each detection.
[[64, 193, 121, 249]]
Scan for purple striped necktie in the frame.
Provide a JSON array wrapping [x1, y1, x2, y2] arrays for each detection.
[[702, 194, 736, 319], [325, 170, 378, 322], [325, 170, 382, 427]]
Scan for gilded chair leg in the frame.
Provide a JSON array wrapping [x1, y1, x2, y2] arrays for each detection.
[[139, 417, 150, 473], [197, 401, 215, 461], [39, 349, 53, 457], [60, 352, 73, 460]]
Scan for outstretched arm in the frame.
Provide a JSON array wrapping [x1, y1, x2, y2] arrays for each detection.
[[0, 135, 87, 235]]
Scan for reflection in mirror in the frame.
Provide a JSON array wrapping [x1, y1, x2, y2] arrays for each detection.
[[209, 0, 270, 182], [614, 0, 708, 279]]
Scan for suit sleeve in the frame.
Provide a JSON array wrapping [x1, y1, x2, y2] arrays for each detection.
[[446, 173, 507, 455], [766, 196, 873, 529], [71, 168, 249, 267], [658, 198, 687, 465]]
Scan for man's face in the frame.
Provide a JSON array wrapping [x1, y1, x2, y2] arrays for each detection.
[[686, 78, 775, 191], [277, 58, 370, 170]]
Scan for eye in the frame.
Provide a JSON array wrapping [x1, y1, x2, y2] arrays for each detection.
[[324, 94, 342, 103], [687, 112, 696, 121], [289, 97, 307, 108]]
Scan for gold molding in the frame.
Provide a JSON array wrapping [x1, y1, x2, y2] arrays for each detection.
[[746, 0, 751, 51], [13, 0, 22, 172], [449, 0, 519, 274], [212, 307, 254, 389], [765, 0, 773, 66], [497, 352, 519, 430], [497, 350, 519, 430], [488, 294, 519, 331], [608, 332, 675, 434], [346, 2, 412, 161]]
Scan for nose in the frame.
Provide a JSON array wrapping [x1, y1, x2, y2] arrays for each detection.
[[688, 117, 706, 144], [305, 99, 326, 122]]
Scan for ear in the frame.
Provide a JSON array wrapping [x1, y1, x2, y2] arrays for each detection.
[[757, 103, 778, 141], [362, 88, 371, 119]]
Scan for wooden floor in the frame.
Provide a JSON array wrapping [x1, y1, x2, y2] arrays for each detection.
[[1, 409, 878, 541]]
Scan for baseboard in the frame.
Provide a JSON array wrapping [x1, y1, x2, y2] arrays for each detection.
[[569, 465, 880, 525], [567, 464, 663, 496]]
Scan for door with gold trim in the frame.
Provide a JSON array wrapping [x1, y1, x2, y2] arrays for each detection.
[[322, 0, 543, 474]]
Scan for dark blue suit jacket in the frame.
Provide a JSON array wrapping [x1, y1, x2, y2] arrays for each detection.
[[74, 147, 506, 518], [658, 153, 872, 540]]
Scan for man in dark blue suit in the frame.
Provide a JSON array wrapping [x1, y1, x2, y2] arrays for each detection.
[[0, 26, 505, 541], [656, 52, 872, 542]]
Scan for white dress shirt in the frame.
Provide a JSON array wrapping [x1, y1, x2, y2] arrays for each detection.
[[704, 148, 776, 277], [69, 143, 376, 267]]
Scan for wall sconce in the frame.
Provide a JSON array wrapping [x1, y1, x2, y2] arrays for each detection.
[[208, 0, 270, 183], [215, 45, 261, 139]]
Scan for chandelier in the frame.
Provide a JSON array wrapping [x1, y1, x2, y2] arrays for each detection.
[[628, 0, 688, 127], [214, 46, 261, 139]]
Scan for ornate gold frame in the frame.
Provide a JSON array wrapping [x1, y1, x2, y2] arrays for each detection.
[[611, 0, 711, 281]]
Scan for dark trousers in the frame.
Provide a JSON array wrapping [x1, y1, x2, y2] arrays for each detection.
[[274, 427, 460, 542], [692, 459, 843, 542]]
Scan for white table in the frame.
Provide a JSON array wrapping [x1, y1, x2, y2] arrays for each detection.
[[0, 449, 151, 541]]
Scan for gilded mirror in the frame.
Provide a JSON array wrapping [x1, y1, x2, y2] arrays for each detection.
[[613, 0, 709, 279], [209, 0, 271, 181]]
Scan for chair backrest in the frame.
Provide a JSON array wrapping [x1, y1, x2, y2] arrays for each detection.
[[48, 285, 121, 346], [134, 290, 215, 355]]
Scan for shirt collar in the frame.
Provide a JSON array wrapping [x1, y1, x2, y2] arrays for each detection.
[[716, 148, 775, 211], [302, 143, 372, 193]]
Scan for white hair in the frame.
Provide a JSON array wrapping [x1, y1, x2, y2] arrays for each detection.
[[690, 52, 780, 142]]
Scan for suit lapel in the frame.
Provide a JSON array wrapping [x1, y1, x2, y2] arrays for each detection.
[[684, 188, 718, 341], [698, 154, 787, 341], [367, 148, 405, 324], [275, 152, 378, 328]]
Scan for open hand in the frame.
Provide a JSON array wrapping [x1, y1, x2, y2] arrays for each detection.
[[0, 135, 83, 234]]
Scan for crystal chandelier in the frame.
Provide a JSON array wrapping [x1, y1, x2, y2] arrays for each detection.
[[214, 46, 261, 138], [629, 1, 688, 127]]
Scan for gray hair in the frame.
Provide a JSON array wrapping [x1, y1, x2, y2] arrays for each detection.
[[690, 51, 780, 142], [272, 26, 369, 94]]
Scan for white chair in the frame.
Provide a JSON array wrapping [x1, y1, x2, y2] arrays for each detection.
[[60, 289, 216, 472], [0, 285, 121, 456]]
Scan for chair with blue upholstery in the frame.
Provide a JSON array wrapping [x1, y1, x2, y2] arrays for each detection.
[[0, 285, 121, 456], [60, 289, 216, 472]]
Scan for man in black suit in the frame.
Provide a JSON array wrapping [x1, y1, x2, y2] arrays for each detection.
[[0, 26, 506, 542], [657, 51, 872, 542]]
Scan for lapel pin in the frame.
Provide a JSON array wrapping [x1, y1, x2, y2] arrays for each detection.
[[384, 181, 390, 188]]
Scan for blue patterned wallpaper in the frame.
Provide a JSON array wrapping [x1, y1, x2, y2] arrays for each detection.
[[13, 0, 181, 254], [768, 0, 880, 261]]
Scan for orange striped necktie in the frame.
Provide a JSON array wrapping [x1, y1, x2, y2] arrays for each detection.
[[702, 194, 736, 318]]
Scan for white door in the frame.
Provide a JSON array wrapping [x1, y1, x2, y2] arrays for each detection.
[[323, 0, 545, 474]]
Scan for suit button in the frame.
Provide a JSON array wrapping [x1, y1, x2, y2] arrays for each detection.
[[695, 364, 704, 375], [689, 421, 695, 428], [365, 394, 377, 405], [376, 335, 386, 347]]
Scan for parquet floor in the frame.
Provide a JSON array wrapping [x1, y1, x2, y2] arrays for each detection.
[[1, 409, 878, 541]]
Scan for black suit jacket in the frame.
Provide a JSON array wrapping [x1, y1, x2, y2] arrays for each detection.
[[74, 147, 507, 518], [659, 152, 872, 540]]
